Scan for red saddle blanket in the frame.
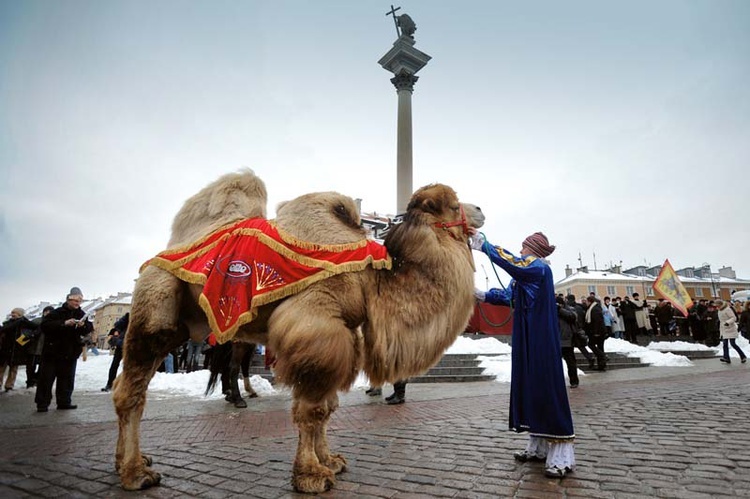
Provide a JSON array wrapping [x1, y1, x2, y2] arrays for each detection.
[[143, 218, 391, 343]]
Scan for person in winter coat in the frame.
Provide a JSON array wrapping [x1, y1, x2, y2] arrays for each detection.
[[102, 312, 129, 392], [704, 301, 721, 347], [565, 294, 595, 369], [471, 230, 575, 479], [25, 305, 55, 388], [619, 296, 639, 343], [0, 308, 37, 391], [583, 296, 607, 371], [556, 295, 580, 388], [717, 300, 747, 364], [632, 293, 652, 336], [34, 287, 93, 412], [654, 299, 675, 337], [739, 301, 750, 340]]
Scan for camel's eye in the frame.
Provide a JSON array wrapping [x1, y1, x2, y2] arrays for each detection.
[[334, 204, 347, 215]]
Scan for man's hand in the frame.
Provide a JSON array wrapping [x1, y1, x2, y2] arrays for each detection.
[[474, 288, 486, 301], [64, 318, 78, 327], [469, 231, 486, 251]]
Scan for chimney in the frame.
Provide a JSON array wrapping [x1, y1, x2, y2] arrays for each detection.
[[565, 265, 572, 278], [719, 266, 736, 279]]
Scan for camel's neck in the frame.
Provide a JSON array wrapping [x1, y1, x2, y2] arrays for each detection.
[[362, 231, 476, 385]]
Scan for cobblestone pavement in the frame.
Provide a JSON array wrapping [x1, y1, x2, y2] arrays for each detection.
[[1, 358, 748, 498]]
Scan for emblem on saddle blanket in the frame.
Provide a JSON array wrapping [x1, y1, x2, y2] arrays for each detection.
[[142, 218, 392, 343]]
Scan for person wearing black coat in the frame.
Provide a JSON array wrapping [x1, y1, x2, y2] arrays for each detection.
[[583, 296, 607, 371], [102, 312, 129, 392], [565, 294, 595, 369], [0, 308, 38, 391], [25, 306, 54, 388], [34, 287, 93, 412], [556, 296, 580, 388], [619, 296, 639, 344]]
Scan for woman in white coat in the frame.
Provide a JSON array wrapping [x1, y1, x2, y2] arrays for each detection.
[[717, 300, 747, 364]]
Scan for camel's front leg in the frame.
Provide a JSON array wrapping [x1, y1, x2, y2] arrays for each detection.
[[291, 397, 336, 493], [314, 393, 346, 474]]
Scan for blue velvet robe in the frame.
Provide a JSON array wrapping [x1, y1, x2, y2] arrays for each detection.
[[481, 243, 575, 441]]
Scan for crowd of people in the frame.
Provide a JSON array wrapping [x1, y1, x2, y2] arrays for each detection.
[[0, 290, 270, 408]]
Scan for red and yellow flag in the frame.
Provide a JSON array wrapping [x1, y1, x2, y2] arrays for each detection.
[[652, 259, 694, 317]]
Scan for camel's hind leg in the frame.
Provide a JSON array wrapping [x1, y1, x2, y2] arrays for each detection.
[[113, 267, 188, 490], [114, 327, 187, 490]]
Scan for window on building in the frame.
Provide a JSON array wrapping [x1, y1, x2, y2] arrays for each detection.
[[588, 285, 596, 295], [626, 286, 635, 296], [607, 286, 616, 296], [566, 288, 571, 297], [647, 287, 654, 296], [694, 288, 703, 298], [118, 306, 122, 313]]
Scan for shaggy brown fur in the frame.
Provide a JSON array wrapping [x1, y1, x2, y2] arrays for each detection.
[[113, 170, 484, 493]]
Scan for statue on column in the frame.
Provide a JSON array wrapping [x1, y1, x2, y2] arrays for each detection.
[[386, 6, 417, 40], [397, 14, 416, 39]]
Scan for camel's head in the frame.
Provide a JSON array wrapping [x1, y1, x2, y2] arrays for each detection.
[[275, 191, 367, 245], [405, 184, 483, 243], [462, 203, 485, 230], [385, 183, 480, 271]]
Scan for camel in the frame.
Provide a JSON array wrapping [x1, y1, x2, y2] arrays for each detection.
[[112, 169, 484, 493]]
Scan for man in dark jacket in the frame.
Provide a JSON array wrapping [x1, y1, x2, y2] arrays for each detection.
[[619, 296, 639, 343], [102, 312, 129, 392], [583, 296, 607, 371], [0, 308, 37, 391], [565, 294, 595, 369], [654, 299, 674, 336], [25, 305, 54, 388], [34, 287, 93, 412], [556, 295, 579, 387]]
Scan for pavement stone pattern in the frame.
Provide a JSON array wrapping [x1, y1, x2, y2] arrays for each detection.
[[1, 359, 749, 498]]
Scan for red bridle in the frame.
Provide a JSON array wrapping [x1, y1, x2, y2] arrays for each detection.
[[434, 205, 469, 240]]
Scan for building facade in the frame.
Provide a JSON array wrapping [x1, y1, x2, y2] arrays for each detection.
[[92, 294, 132, 348], [555, 264, 750, 303]]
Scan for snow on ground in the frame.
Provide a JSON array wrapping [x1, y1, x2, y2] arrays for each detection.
[[4, 335, 740, 399]]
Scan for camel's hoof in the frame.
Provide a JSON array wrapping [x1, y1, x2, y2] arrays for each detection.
[[115, 454, 150, 472], [292, 467, 335, 494], [323, 454, 347, 474], [247, 392, 258, 398], [121, 468, 161, 491], [234, 398, 248, 408]]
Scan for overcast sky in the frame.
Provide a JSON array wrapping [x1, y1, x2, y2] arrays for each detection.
[[1, 1, 748, 313]]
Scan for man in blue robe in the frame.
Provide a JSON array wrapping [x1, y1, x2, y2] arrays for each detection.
[[471, 231, 576, 478]]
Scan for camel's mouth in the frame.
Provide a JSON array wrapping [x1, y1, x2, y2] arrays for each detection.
[[462, 203, 485, 229]]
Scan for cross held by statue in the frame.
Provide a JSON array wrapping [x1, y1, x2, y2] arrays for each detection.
[[386, 5, 402, 37]]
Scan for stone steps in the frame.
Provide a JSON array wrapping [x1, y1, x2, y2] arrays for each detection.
[[242, 342, 716, 385], [574, 352, 648, 372]]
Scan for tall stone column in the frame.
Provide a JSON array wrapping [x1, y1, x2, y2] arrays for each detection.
[[379, 32, 431, 212]]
